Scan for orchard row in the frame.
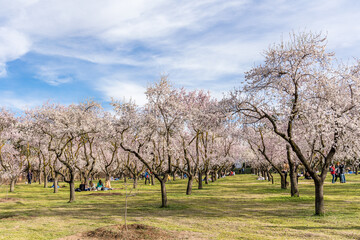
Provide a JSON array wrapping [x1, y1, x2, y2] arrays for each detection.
[[1, 32, 360, 215]]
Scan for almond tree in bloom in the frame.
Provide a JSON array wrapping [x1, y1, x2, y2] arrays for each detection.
[[175, 90, 217, 194], [27, 104, 66, 193], [0, 109, 24, 192], [245, 125, 300, 195], [29, 101, 101, 202], [96, 117, 121, 181], [111, 99, 172, 206], [230, 32, 360, 215], [244, 127, 282, 183]]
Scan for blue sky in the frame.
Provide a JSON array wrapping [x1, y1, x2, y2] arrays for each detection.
[[1, 0, 360, 110]]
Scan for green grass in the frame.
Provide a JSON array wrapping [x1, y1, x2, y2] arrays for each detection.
[[1, 174, 360, 239]]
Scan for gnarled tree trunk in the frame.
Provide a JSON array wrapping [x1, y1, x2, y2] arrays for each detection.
[[198, 172, 203, 189], [186, 176, 193, 195], [10, 178, 16, 192], [287, 145, 299, 197], [314, 180, 324, 215], [133, 177, 138, 189], [151, 174, 155, 185], [54, 173, 59, 193], [280, 174, 287, 189], [160, 179, 167, 208], [69, 180, 75, 203]]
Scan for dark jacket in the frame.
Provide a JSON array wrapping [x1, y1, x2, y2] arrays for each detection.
[[339, 164, 345, 174]]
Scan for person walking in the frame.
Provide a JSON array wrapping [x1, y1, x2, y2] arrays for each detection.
[[27, 171, 32, 184], [339, 163, 346, 183], [144, 170, 150, 185], [334, 162, 340, 183], [329, 164, 336, 183]]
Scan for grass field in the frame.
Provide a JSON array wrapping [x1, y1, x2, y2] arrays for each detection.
[[0, 174, 360, 240]]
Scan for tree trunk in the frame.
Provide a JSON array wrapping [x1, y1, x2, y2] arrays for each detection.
[[280, 174, 287, 189], [133, 177, 138, 189], [290, 172, 299, 197], [43, 176, 48, 188], [151, 174, 155, 185], [314, 180, 325, 215], [186, 176, 193, 195], [266, 170, 271, 182], [356, 167, 358, 175], [69, 180, 75, 203], [205, 171, 209, 184], [43, 169, 48, 188], [10, 178, 16, 192], [85, 176, 90, 187], [173, 172, 176, 181], [198, 172, 203, 189], [287, 145, 299, 197], [160, 180, 167, 208], [54, 173, 59, 193]]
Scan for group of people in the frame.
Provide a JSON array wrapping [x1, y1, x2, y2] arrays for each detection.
[[75, 179, 113, 192], [329, 162, 346, 183]]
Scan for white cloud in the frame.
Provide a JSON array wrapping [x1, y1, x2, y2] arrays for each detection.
[[35, 65, 73, 86], [1, 0, 360, 102], [0, 91, 42, 111], [96, 76, 147, 105], [0, 63, 7, 78], [0, 27, 31, 77]]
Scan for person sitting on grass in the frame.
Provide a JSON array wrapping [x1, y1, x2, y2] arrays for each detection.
[[50, 183, 60, 188], [104, 179, 113, 190], [79, 182, 87, 191], [88, 181, 96, 191], [96, 180, 104, 190]]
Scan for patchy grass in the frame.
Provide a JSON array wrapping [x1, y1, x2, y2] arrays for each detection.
[[0, 174, 360, 239]]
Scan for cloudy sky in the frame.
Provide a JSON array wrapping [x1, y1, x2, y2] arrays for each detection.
[[1, 0, 360, 110]]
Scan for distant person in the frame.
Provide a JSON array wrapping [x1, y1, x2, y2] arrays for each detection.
[[329, 164, 336, 183], [144, 171, 150, 185], [104, 179, 113, 190], [335, 162, 340, 183], [96, 180, 104, 190], [79, 182, 86, 191], [27, 171, 32, 184], [75, 182, 86, 192], [304, 171, 311, 180], [50, 183, 60, 188], [89, 181, 96, 191], [339, 163, 346, 183]]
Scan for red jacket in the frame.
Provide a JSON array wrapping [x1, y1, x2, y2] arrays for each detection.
[[330, 166, 335, 175]]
